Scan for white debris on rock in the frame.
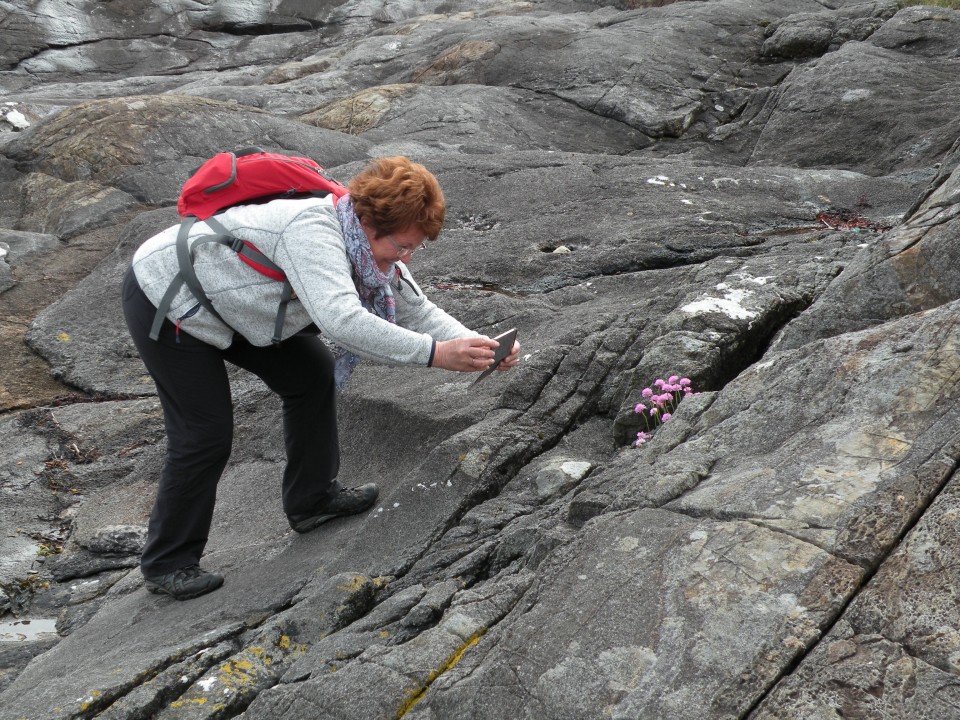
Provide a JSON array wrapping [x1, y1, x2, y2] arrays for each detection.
[[648, 175, 676, 187]]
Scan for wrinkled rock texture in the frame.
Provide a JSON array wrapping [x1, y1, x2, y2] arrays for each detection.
[[2, 0, 960, 718]]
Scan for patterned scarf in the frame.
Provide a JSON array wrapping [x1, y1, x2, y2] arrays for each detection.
[[333, 195, 396, 389]]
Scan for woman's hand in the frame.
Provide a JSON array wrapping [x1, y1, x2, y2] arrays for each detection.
[[432, 337, 499, 372]]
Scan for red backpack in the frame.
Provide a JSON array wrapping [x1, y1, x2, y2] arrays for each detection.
[[149, 147, 348, 344], [177, 147, 347, 220]]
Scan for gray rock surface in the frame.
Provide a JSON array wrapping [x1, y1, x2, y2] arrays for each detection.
[[2, 0, 960, 718]]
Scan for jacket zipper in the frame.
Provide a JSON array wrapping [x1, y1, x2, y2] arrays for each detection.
[[175, 303, 201, 343]]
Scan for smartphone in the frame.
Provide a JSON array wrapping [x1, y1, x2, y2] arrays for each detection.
[[472, 328, 518, 385]]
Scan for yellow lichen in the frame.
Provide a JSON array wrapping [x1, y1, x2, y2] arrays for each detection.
[[337, 574, 368, 592], [170, 697, 208, 708], [224, 659, 255, 672], [79, 689, 103, 711], [217, 658, 258, 687], [395, 631, 485, 718]]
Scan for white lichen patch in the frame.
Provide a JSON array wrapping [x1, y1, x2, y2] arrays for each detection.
[[560, 461, 592, 481], [711, 177, 740, 189], [598, 645, 657, 691], [785, 426, 909, 526], [842, 89, 872, 102], [197, 677, 218, 691], [2, 109, 29, 129], [775, 593, 809, 622], [681, 288, 758, 320], [646, 175, 670, 185], [460, 447, 492, 478]]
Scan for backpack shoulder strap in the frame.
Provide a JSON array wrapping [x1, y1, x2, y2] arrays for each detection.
[[150, 214, 295, 344], [205, 214, 293, 344], [273, 280, 294, 346], [149, 274, 186, 341], [150, 215, 223, 341], [175, 216, 227, 323]]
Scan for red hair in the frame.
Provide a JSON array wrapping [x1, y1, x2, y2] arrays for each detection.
[[348, 157, 445, 240]]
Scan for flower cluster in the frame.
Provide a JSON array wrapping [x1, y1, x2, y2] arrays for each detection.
[[632, 375, 695, 447]]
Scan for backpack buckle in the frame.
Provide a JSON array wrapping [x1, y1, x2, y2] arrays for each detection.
[[228, 236, 246, 253]]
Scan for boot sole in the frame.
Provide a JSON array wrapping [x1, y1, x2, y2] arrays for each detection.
[[289, 502, 378, 533], [289, 512, 338, 533], [145, 579, 223, 601]]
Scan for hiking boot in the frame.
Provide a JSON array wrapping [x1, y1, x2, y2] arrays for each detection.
[[288, 483, 379, 533], [144, 565, 224, 600]]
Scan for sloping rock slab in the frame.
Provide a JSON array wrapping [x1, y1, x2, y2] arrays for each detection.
[[401, 508, 861, 719], [754, 468, 960, 717], [302, 83, 651, 156], [753, 624, 960, 719]]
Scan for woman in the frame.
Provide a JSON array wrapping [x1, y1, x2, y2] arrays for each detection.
[[122, 156, 519, 600]]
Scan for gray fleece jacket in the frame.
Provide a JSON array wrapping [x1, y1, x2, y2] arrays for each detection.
[[131, 196, 475, 365]]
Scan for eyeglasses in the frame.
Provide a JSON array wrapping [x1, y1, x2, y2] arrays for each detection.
[[384, 236, 427, 258]]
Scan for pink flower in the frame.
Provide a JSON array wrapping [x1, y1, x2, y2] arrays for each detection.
[[662, 412, 672, 423], [668, 375, 679, 384], [654, 378, 666, 388], [659, 393, 673, 404], [641, 388, 653, 399], [649, 406, 660, 415], [634, 403, 646, 414], [634, 431, 652, 447], [679, 378, 691, 386]]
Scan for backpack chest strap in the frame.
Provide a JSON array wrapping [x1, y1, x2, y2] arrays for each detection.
[[201, 216, 287, 281]]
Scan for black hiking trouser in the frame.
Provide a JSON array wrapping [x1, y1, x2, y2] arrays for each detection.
[[122, 267, 341, 576]]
